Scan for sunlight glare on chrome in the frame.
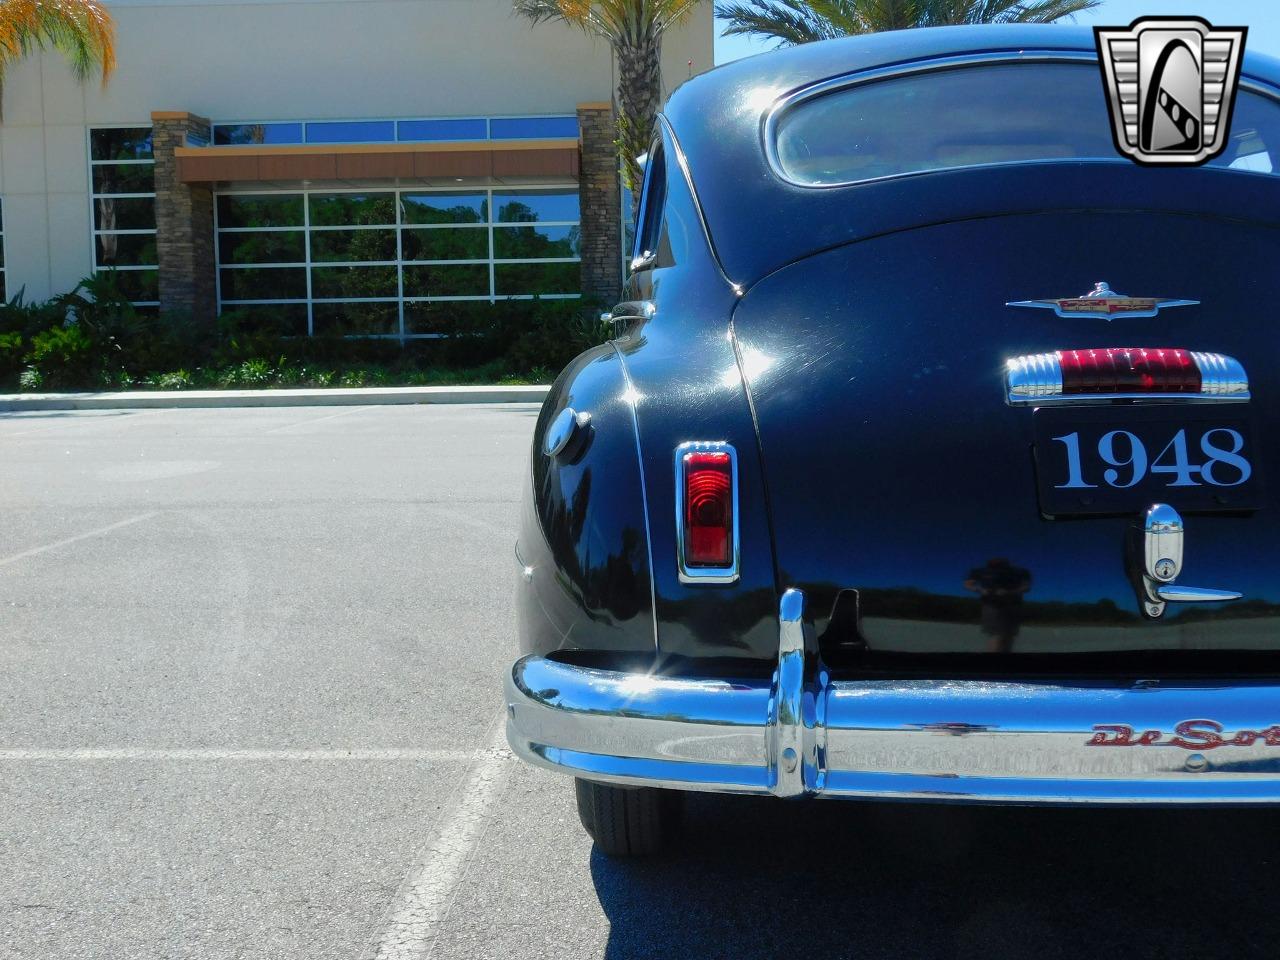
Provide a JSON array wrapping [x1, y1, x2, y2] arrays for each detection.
[[616, 673, 662, 699]]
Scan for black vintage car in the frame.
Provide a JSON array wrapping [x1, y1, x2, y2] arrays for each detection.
[[505, 24, 1280, 855]]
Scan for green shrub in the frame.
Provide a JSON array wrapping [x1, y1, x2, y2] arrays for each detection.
[[0, 331, 24, 384], [0, 288, 65, 340], [148, 370, 194, 390], [0, 275, 601, 390], [25, 325, 97, 389]]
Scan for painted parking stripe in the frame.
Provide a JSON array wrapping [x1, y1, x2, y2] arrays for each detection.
[[366, 721, 514, 960], [0, 748, 471, 761], [264, 405, 376, 435], [0, 512, 159, 567]]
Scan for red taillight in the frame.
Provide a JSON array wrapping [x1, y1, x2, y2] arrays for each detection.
[[1058, 348, 1201, 394], [682, 450, 733, 567]]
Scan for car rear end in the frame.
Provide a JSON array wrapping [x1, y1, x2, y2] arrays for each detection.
[[506, 33, 1280, 841]]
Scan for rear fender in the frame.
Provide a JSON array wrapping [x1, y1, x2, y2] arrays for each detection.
[[518, 345, 657, 659]]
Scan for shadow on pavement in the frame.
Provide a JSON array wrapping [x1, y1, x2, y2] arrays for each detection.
[[591, 792, 1277, 960]]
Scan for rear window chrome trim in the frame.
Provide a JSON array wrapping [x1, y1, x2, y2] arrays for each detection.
[[762, 50, 1280, 190]]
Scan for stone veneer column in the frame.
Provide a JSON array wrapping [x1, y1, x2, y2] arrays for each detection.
[[577, 103, 623, 307], [150, 111, 216, 325]]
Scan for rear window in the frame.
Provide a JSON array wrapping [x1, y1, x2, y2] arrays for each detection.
[[772, 62, 1280, 186]]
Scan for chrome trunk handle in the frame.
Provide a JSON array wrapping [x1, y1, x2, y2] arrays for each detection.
[[1137, 503, 1241, 618]]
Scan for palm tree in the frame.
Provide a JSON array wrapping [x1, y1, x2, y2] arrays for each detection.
[[716, 0, 1100, 46], [513, 1, 706, 209], [0, 0, 116, 116]]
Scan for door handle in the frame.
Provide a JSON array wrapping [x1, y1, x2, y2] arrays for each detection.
[[605, 300, 655, 338]]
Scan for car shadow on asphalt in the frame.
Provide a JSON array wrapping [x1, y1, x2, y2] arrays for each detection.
[[591, 792, 1277, 960]]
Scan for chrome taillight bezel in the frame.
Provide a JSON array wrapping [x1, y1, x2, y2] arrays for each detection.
[[674, 440, 740, 585]]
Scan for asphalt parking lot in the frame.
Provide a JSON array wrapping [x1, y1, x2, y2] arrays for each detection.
[[2, 404, 1277, 960]]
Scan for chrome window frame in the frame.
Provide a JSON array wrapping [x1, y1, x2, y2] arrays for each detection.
[[762, 50, 1280, 190], [674, 440, 740, 585]]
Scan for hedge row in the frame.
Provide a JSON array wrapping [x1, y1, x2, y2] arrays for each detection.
[[0, 273, 609, 391]]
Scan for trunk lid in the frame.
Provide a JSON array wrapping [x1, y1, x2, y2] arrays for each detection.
[[732, 196, 1280, 669]]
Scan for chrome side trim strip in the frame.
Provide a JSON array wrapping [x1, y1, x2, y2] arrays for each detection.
[[505, 589, 1280, 804], [611, 343, 661, 651]]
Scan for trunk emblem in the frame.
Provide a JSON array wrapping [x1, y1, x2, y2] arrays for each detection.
[[1007, 281, 1198, 319]]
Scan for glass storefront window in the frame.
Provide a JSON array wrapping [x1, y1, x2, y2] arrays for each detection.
[[493, 224, 580, 260], [401, 193, 487, 225], [493, 190, 580, 223], [489, 116, 578, 140], [217, 194, 305, 228], [90, 127, 158, 306], [494, 261, 580, 297], [95, 233, 158, 268], [402, 228, 488, 262], [90, 128, 154, 161], [308, 193, 396, 227], [305, 120, 396, 144], [398, 118, 487, 142], [210, 115, 578, 147], [216, 186, 583, 338], [218, 231, 305, 266], [310, 229, 397, 263], [213, 123, 305, 146]]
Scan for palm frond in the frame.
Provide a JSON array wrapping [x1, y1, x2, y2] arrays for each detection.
[[0, 0, 117, 116], [716, 0, 854, 46], [717, 0, 1100, 43]]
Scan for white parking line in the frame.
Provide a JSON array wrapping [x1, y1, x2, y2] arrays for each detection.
[[0, 748, 471, 761], [264, 405, 376, 435], [0, 512, 158, 568], [366, 721, 514, 960]]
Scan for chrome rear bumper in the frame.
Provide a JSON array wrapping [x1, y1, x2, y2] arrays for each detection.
[[505, 590, 1280, 803]]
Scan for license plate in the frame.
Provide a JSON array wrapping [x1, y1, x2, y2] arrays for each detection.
[[1033, 406, 1262, 517]]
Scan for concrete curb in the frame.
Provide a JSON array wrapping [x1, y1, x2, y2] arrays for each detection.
[[0, 384, 551, 411]]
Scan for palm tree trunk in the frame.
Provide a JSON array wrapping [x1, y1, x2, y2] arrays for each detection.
[[615, 31, 663, 219]]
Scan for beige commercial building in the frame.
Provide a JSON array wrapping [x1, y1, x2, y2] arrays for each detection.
[[0, 0, 714, 336]]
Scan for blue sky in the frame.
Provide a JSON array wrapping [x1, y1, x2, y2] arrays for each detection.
[[713, 0, 1280, 64]]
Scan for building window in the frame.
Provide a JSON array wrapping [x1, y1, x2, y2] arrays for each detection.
[[211, 115, 580, 147], [89, 127, 158, 307], [215, 187, 581, 338]]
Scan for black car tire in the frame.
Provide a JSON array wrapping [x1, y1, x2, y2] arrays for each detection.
[[573, 778, 680, 857]]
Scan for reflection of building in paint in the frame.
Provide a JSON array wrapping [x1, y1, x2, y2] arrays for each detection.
[[0, 0, 712, 337]]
